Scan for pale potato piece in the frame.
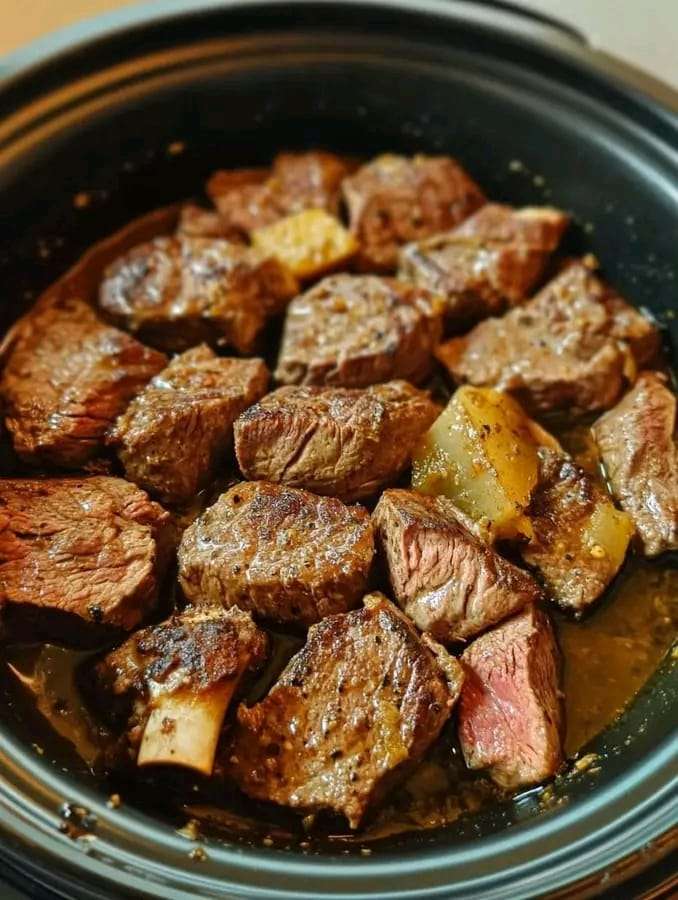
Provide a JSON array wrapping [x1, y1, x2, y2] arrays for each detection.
[[251, 208, 358, 280], [412, 386, 555, 539], [582, 502, 635, 573]]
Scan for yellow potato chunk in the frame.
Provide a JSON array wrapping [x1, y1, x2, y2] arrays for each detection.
[[412, 386, 553, 539], [582, 502, 635, 573], [251, 208, 358, 280]]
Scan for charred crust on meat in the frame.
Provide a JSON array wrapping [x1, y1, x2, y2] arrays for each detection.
[[226, 592, 464, 828], [399, 203, 569, 327], [99, 237, 298, 355], [178, 482, 375, 626], [111, 345, 269, 504], [437, 259, 661, 416], [0, 477, 172, 637], [91, 605, 268, 752], [274, 274, 444, 388], [234, 382, 439, 503], [0, 299, 167, 468], [342, 154, 486, 271]]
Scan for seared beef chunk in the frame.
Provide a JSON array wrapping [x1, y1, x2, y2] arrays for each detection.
[[111, 345, 268, 504], [0, 477, 172, 639], [399, 204, 569, 325], [226, 592, 464, 828], [342, 154, 486, 271], [451, 203, 568, 248], [205, 168, 269, 230], [521, 449, 634, 612], [207, 152, 350, 234], [94, 605, 267, 774], [176, 203, 244, 240], [178, 482, 374, 625], [373, 489, 541, 643], [592, 372, 678, 557], [0, 299, 166, 468], [275, 274, 443, 387], [99, 236, 298, 354], [234, 382, 439, 502], [437, 260, 660, 415], [458, 605, 563, 790]]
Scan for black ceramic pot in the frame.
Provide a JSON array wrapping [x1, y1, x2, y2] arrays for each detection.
[[0, 2, 676, 898]]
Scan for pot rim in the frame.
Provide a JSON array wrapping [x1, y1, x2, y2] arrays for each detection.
[[1, 0, 677, 115]]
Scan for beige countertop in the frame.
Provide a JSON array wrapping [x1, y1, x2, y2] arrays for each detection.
[[0, 0, 137, 56], [1, 0, 677, 89]]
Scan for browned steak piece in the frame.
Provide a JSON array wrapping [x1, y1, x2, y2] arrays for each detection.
[[207, 152, 351, 234], [110, 345, 268, 505], [342, 154, 486, 271], [399, 204, 569, 325], [234, 382, 439, 502], [437, 260, 660, 415], [373, 489, 541, 643], [458, 605, 563, 790], [0, 299, 166, 468], [0, 477, 172, 641], [99, 236, 298, 354], [176, 204, 245, 240], [226, 592, 464, 828], [274, 274, 444, 387], [205, 167, 269, 225], [92, 605, 267, 774], [178, 481, 374, 626], [521, 449, 633, 612], [592, 372, 678, 557]]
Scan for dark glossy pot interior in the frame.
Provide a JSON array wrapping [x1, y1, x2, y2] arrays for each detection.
[[0, 2, 676, 898]]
